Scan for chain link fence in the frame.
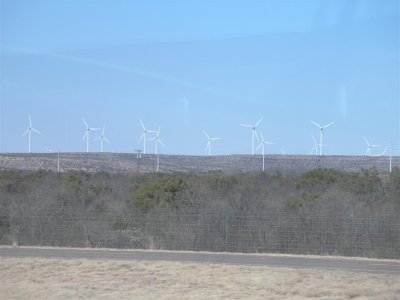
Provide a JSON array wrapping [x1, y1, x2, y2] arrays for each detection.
[[1, 206, 399, 259]]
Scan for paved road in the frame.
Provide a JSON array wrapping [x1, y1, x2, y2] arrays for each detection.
[[1, 246, 399, 275]]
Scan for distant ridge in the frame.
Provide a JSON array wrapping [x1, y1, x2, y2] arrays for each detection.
[[0, 153, 398, 174]]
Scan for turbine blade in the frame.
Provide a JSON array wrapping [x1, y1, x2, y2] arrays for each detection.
[[202, 130, 210, 139], [254, 130, 259, 142], [104, 137, 111, 144], [312, 135, 317, 144], [310, 120, 322, 128], [255, 116, 263, 127], [158, 139, 165, 147], [22, 129, 29, 136], [256, 143, 263, 150], [31, 128, 41, 135], [211, 137, 221, 141], [139, 133, 145, 142], [82, 118, 89, 128], [259, 132, 264, 142], [323, 121, 335, 128], [240, 124, 252, 128], [29, 115, 32, 127], [362, 136, 370, 146], [82, 132, 88, 140], [94, 136, 101, 141], [140, 120, 145, 130]]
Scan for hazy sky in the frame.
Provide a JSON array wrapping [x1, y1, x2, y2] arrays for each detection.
[[1, 0, 399, 155]]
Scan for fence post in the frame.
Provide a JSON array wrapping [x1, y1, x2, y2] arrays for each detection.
[[225, 207, 229, 252]]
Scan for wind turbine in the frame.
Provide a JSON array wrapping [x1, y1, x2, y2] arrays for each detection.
[[310, 136, 319, 155], [310, 120, 334, 155], [379, 146, 389, 156], [202, 130, 221, 156], [148, 128, 165, 172], [363, 136, 381, 156], [82, 119, 100, 153], [257, 132, 274, 171], [22, 115, 41, 153], [139, 120, 156, 154], [240, 116, 263, 155], [94, 126, 110, 153]]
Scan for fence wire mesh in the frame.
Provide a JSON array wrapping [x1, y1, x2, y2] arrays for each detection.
[[1, 206, 399, 259]]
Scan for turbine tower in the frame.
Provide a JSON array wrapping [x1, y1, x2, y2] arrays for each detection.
[[202, 130, 221, 156], [22, 115, 41, 153], [139, 120, 156, 154], [82, 119, 100, 153], [95, 126, 110, 153], [148, 128, 165, 172], [240, 116, 263, 155], [257, 132, 273, 171], [310, 120, 334, 155], [363, 136, 381, 156]]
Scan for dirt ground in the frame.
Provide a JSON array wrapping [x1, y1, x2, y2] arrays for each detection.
[[1, 257, 399, 300]]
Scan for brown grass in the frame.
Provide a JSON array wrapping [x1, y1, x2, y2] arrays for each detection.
[[1, 257, 399, 300]]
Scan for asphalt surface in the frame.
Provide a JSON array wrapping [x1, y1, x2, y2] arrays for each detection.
[[1, 246, 399, 275]]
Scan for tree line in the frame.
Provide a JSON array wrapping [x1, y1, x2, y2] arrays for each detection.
[[0, 167, 399, 258]]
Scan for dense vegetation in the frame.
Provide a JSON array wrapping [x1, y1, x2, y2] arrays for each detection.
[[1, 168, 399, 258]]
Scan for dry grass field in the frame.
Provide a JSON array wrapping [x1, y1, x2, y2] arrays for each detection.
[[1, 257, 399, 300], [1, 153, 397, 174]]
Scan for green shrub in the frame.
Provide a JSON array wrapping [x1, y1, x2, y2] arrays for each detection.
[[388, 167, 400, 204], [296, 169, 341, 191], [132, 174, 189, 211], [287, 192, 320, 209]]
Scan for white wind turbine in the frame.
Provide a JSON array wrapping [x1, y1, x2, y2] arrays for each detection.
[[139, 120, 156, 154], [240, 116, 263, 155], [22, 115, 41, 153], [310, 135, 327, 156], [311, 120, 334, 155], [148, 128, 165, 172], [257, 132, 274, 171], [310, 135, 319, 155], [379, 146, 389, 156], [82, 119, 100, 153], [202, 130, 221, 156], [363, 136, 381, 156], [94, 126, 110, 153]]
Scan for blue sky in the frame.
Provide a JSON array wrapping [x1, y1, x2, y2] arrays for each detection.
[[1, 0, 399, 155]]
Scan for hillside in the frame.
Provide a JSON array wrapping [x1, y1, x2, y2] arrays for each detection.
[[0, 153, 398, 174]]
